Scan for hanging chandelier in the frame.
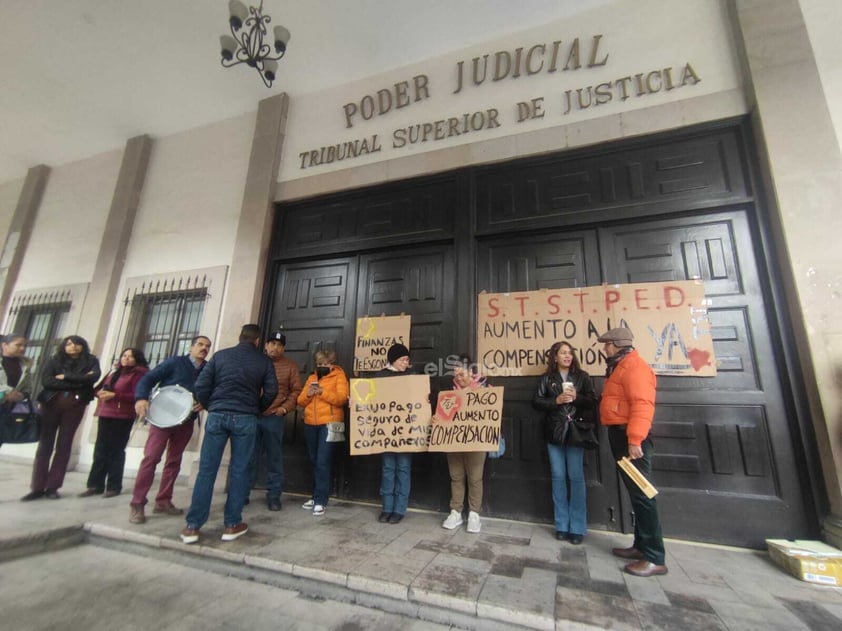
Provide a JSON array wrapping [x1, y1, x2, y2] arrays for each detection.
[[219, 0, 291, 88]]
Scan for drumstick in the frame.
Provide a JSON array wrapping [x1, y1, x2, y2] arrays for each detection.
[[128, 414, 145, 444], [618, 457, 659, 499]]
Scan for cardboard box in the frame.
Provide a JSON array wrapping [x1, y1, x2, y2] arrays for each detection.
[[766, 539, 842, 586]]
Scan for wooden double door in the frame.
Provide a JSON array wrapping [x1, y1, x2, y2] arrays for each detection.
[[263, 122, 817, 547], [265, 246, 458, 512]]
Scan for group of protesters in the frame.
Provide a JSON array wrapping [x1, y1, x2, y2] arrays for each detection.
[[3, 324, 667, 577]]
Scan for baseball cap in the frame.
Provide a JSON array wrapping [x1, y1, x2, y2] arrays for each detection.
[[269, 331, 286, 344]]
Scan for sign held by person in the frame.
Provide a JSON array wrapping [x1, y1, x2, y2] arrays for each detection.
[[428, 385, 504, 453], [354, 315, 411, 372], [478, 280, 715, 377], [349, 374, 431, 455]]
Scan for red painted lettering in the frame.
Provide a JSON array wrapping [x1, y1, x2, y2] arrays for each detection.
[[514, 295, 529, 316], [663, 285, 685, 308], [547, 294, 562, 315], [634, 288, 650, 309], [487, 297, 500, 318], [604, 290, 620, 310]]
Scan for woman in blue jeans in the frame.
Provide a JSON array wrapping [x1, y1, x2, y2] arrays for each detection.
[[532, 341, 598, 544], [375, 343, 413, 524], [297, 349, 349, 516]]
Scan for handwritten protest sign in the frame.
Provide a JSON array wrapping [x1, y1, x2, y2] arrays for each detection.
[[354, 315, 411, 372], [478, 280, 715, 377], [428, 386, 504, 453], [349, 374, 431, 455]]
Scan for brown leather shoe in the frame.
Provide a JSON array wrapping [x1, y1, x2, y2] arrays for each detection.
[[103, 490, 120, 498], [78, 488, 101, 498], [624, 560, 668, 577], [221, 522, 248, 541], [153, 502, 184, 515], [612, 546, 645, 560], [180, 527, 200, 544], [129, 504, 146, 524]]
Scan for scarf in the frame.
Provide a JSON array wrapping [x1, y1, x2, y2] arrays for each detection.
[[605, 346, 633, 378]]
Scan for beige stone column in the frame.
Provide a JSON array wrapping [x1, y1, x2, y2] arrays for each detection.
[[0, 165, 50, 319], [216, 93, 289, 347], [70, 135, 152, 470], [732, 0, 842, 545], [75, 135, 152, 355]]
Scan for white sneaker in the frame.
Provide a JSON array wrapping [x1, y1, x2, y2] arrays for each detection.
[[442, 510, 463, 530], [467, 511, 481, 534], [313, 504, 325, 516], [302, 499, 315, 510]]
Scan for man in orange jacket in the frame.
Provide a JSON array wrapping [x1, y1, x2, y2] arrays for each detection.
[[598, 327, 667, 577]]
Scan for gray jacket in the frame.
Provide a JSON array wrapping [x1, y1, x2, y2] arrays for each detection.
[[0, 355, 34, 398]]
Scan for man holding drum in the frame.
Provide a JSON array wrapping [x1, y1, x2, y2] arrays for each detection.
[[128, 335, 211, 524]]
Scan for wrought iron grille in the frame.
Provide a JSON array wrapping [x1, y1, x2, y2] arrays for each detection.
[[6, 288, 73, 398], [115, 275, 211, 368]]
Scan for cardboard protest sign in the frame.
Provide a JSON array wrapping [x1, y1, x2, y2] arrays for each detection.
[[354, 315, 411, 372], [428, 386, 504, 453], [478, 280, 715, 377], [349, 374, 431, 455]]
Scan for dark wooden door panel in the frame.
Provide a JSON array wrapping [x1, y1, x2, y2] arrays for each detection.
[[265, 257, 358, 498], [276, 176, 457, 258], [474, 130, 749, 234], [476, 230, 620, 527], [347, 246, 457, 510], [600, 210, 810, 546]]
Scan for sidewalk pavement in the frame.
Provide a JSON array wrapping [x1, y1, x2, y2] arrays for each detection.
[[1, 459, 841, 630]]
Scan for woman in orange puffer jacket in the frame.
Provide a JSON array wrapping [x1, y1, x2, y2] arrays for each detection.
[[296, 349, 349, 516]]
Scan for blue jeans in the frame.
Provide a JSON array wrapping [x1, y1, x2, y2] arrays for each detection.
[[304, 424, 335, 506], [248, 414, 286, 499], [380, 452, 412, 515], [547, 442, 587, 536], [186, 412, 257, 529]]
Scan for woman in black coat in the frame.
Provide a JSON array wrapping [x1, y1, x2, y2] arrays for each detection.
[[22, 335, 101, 501], [532, 341, 598, 544]]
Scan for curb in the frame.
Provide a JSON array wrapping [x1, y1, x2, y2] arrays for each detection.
[[81, 521, 537, 630], [0, 525, 86, 563]]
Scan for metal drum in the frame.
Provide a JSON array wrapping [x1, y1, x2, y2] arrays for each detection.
[[145, 385, 195, 428]]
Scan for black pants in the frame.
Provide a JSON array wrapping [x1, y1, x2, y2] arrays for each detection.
[[86, 417, 134, 492], [608, 425, 666, 565]]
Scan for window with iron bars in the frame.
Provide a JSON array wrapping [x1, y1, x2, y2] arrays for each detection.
[[117, 277, 210, 368], [6, 289, 73, 399]]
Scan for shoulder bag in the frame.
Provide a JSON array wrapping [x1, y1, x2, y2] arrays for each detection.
[[326, 421, 346, 442], [0, 397, 41, 443], [565, 415, 599, 450]]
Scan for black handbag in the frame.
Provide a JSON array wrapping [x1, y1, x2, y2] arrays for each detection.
[[0, 397, 41, 443], [552, 414, 598, 450], [566, 417, 599, 450]]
